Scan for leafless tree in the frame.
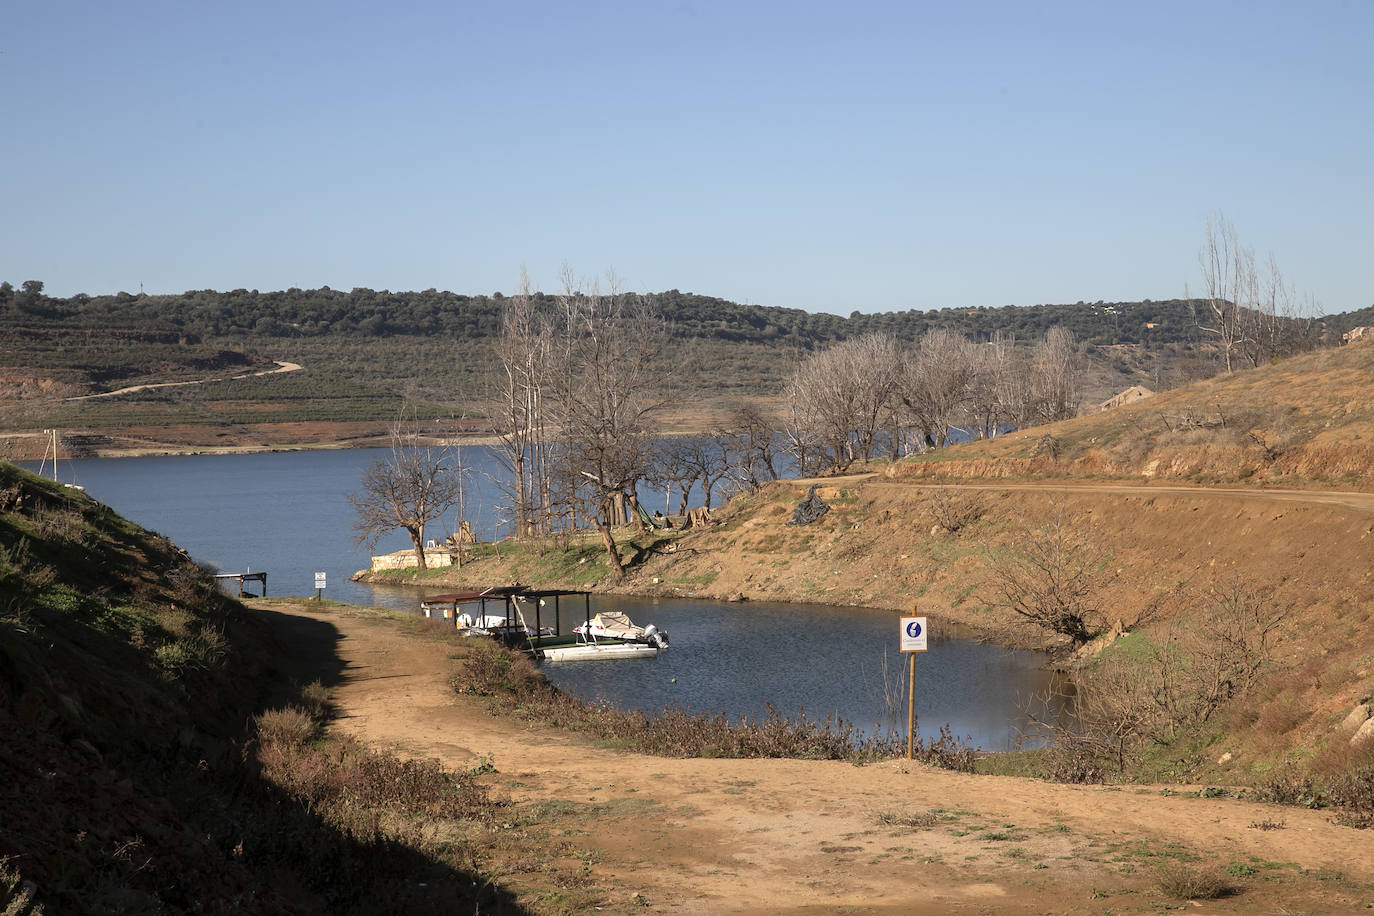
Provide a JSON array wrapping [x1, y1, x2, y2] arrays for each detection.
[[1194, 212, 1249, 373], [780, 384, 825, 477], [652, 436, 729, 515], [719, 402, 782, 492], [986, 504, 1116, 646], [550, 270, 671, 579], [350, 420, 462, 570], [784, 340, 864, 470], [491, 269, 549, 538], [900, 329, 975, 450], [1148, 574, 1287, 735], [1031, 327, 1081, 423]]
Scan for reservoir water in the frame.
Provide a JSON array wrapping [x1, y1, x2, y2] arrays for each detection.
[[22, 448, 1059, 749]]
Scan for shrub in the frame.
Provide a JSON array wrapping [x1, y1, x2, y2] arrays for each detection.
[[255, 706, 318, 746], [1, 857, 43, 916], [1154, 862, 1236, 900], [1326, 766, 1374, 828], [1255, 773, 1326, 809]]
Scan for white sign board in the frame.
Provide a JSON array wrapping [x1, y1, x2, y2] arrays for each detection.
[[314, 572, 327, 589], [900, 616, 928, 653]]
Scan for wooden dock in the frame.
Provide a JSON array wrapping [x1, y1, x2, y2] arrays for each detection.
[[215, 571, 267, 597]]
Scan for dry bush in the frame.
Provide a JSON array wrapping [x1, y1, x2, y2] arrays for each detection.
[[874, 810, 942, 829], [254, 708, 492, 842], [1154, 862, 1237, 900], [31, 506, 87, 545], [1028, 574, 1285, 779], [255, 706, 318, 746], [299, 680, 330, 719], [986, 504, 1115, 645], [1326, 766, 1374, 828], [924, 489, 985, 533], [1, 857, 43, 916], [1254, 773, 1325, 809]]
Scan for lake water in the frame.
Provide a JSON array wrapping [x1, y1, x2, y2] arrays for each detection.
[[21, 448, 1060, 749]]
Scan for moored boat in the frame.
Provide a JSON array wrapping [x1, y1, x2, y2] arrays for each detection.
[[538, 611, 669, 662]]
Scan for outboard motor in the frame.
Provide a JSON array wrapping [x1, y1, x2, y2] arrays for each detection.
[[643, 624, 669, 649]]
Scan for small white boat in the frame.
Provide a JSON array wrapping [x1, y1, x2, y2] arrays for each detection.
[[541, 611, 669, 662], [541, 641, 661, 662]]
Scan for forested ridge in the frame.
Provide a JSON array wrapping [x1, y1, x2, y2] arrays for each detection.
[[2, 280, 1219, 348]]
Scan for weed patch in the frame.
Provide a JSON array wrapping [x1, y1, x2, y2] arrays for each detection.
[[1154, 862, 1237, 900]]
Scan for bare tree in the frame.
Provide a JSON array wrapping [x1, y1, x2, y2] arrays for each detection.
[[652, 436, 729, 515], [719, 402, 782, 492], [780, 383, 825, 477], [491, 269, 549, 538], [1194, 212, 1248, 373], [986, 504, 1115, 646], [350, 420, 462, 570], [1029, 572, 1286, 776], [900, 329, 974, 450], [1031, 327, 1081, 423], [551, 270, 671, 579]]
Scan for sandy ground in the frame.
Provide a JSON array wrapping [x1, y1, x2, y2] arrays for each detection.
[[250, 601, 1374, 914]]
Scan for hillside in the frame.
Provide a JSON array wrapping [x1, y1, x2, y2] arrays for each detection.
[[1, 284, 1229, 450], [373, 339, 1374, 795], [0, 463, 514, 913], [888, 335, 1374, 486]]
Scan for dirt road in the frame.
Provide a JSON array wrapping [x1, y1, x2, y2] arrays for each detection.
[[251, 601, 1374, 914], [63, 360, 303, 401], [796, 472, 1374, 514]]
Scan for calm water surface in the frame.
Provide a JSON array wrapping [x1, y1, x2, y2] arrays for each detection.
[[23, 448, 1058, 749]]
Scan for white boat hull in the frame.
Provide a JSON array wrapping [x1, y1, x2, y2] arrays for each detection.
[[541, 643, 660, 662]]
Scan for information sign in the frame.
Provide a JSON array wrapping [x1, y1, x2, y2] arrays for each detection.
[[314, 571, 327, 590], [899, 616, 927, 653]]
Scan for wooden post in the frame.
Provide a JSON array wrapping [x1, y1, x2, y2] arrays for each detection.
[[907, 652, 916, 760]]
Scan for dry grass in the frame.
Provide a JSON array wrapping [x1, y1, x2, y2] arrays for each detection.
[[1154, 861, 1237, 900]]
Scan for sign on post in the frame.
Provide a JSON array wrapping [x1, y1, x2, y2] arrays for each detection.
[[899, 616, 927, 653], [899, 615, 928, 760], [314, 571, 326, 600]]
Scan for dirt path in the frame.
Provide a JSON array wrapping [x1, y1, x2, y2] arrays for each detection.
[[63, 359, 303, 401], [793, 472, 1374, 514], [251, 602, 1374, 914]]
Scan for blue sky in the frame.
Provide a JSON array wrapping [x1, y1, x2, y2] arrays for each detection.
[[4, 1, 1371, 314]]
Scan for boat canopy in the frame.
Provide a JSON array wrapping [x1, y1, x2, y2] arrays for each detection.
[[583, 611, 644, 639]]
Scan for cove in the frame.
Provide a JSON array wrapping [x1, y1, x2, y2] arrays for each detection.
[[21, 448, 1060, 749]]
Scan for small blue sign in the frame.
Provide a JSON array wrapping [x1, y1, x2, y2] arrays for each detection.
[[900, 615, 928, 652]]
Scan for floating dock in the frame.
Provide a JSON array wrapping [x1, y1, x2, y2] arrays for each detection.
[[215, 571, 267, 597]]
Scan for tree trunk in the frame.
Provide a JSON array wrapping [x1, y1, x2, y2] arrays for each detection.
[[598, 513, 624, 579], [408, 527, 428, 571]]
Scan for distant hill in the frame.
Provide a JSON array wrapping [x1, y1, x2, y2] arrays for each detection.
[[4, 282, 1212, 347], [1, 281, 1360, 437]]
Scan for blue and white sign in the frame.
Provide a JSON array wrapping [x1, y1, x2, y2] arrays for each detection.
[[900, 616, 928, 653]]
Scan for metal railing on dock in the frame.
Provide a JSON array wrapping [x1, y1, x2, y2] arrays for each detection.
[[215, 571, 267, 597]]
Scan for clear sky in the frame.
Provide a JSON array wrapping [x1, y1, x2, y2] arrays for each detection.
[[3, 1, 1370, 314]]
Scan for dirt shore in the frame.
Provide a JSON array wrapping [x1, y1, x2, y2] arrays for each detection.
[[249, 600, 1374, 914]]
